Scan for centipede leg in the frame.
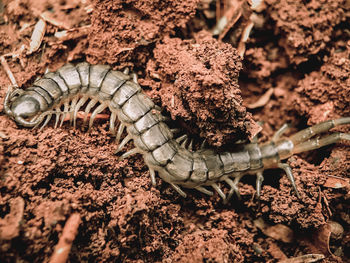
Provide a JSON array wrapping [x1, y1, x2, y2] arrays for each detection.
[[39, 113, 52, 131], [180, 137, 189, 148], [211, 183, 226, 201], [115, 134, 131, 154], [59, 101, 70, 127], [109, 110, 117, 135], [293, 133, 350, 154], [123, 68, 129, 75], [195, 186, 213, 196], [176, 134, 187, 143], [290, 117, 350, 144], [54, 107, 61, 128], [255, 172, 264, 199], [119, 148, 141, 160], [170, 128, 181, 134], [170, 183, 187, 197], [225, 176, 242, 201], [277, 163, 300, 199], [83, 99, 98, 125], [131, 73, 138, 83], [73, 96, 88, 128], [89, 103, 107, 129], [149, 169, 156, 186], [200, 139, 207, 150], [272, 123, 290, 142], [115, 123, 125, 144], [69, 96, 79, 125]]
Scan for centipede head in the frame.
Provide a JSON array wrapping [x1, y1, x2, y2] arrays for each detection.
[[3, 86, 41, 127]]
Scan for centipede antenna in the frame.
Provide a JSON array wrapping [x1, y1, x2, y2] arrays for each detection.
[[149, 169, 157, 186], [170, 183, 187, 197], [278, 163, 300, 199]]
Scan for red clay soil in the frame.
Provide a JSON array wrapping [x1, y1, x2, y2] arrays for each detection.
[[0, 0, 349, 262]]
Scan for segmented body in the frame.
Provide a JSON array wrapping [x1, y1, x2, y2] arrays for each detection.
[[4, 63, 350, 202]]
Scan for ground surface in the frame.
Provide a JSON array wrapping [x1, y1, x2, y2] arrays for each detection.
[[0, 0, 349, 262]]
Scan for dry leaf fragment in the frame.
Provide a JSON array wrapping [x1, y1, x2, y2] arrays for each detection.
[[254, 217, 294, 243], [323, 175, 350, 189], [310, 223, 332, 256]]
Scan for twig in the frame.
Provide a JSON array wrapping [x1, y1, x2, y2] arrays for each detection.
[[0, 56, 18, 87], [49, 213, 81, 263]]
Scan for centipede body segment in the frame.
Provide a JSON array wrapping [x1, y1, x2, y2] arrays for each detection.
[[4, 63, 350, 203]]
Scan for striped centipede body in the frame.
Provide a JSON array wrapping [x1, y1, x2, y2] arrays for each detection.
[[4, 63, 350, 203]]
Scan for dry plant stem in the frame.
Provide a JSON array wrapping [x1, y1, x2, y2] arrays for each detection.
[[49, 213, 81, 263], [247, 87, 274, 109], [0, 56, 18, 87], [237, 20, 254, 58], [278, 254, 325, 263]]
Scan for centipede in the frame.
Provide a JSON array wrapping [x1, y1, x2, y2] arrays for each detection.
[[4, 63, 350, 203]]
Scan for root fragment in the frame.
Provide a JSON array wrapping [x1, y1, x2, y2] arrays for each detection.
[[49, 213, 81, 263], [0, 197, 24, 240]]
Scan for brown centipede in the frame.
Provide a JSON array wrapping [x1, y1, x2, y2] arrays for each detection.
[[4, 63, 350, 203]]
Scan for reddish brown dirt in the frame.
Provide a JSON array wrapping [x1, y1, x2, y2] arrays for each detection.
[[143, 30, 257, 146], [0, 0, 349, 262]]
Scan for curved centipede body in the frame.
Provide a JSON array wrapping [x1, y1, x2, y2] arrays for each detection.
[[4, 63, 350, 203]]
